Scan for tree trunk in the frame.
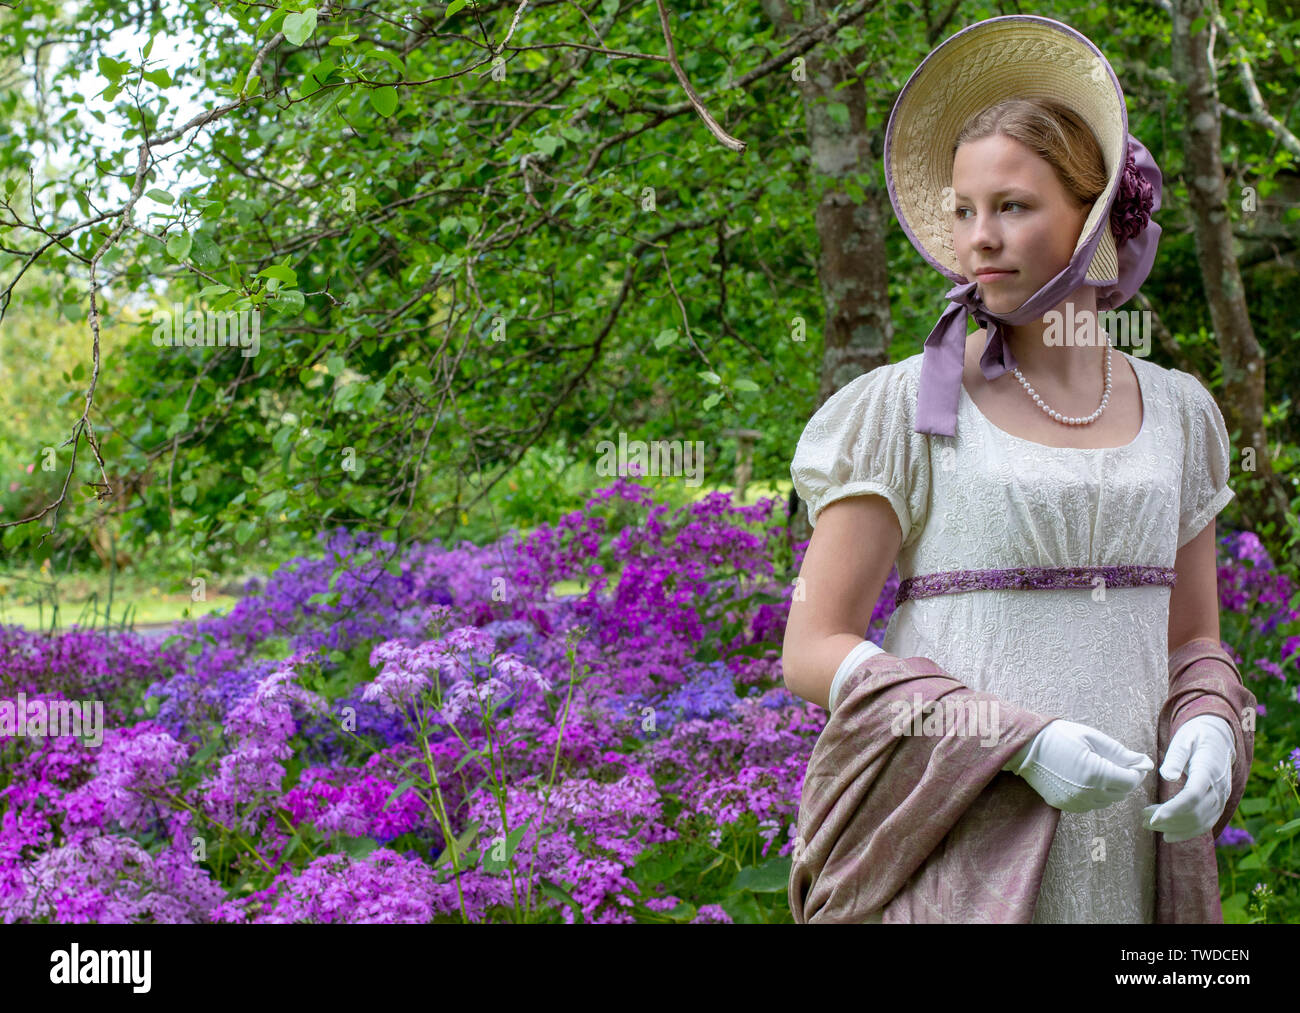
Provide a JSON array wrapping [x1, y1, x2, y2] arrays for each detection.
[[760, 0, 893, 547], [1169, 0, 1292, 538]]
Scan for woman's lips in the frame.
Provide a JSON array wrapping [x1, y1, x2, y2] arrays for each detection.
[[976, 270, 1016, 281]]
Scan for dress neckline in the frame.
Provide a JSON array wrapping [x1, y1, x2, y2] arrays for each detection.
[[958, 351, 1148, 452]]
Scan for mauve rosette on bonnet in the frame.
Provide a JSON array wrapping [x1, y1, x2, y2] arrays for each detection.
[[1110, 137, 1156, 248]]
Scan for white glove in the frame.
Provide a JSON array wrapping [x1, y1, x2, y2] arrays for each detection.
[[1142, 714, 1236, 844], [1002, 719, 1154, 814]]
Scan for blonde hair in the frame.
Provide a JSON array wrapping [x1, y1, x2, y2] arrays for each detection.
[[953, 98, 1108, 211]]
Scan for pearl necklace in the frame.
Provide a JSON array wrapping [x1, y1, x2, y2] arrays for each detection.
[[1012, 342, 1112, 426]]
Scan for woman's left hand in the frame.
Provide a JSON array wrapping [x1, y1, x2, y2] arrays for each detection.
[[1141, 714, 1236, 844]]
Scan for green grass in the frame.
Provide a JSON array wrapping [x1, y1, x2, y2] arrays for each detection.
[[0, 566, 243, 633], [0, 592, 241, 633]]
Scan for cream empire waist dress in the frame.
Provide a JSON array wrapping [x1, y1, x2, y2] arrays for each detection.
[[789, 350, 1235, 924]]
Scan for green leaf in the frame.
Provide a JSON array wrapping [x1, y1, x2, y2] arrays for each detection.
[[166, 232, 192, 261], [363, 48, 406, 77], [383, 778, 416, 810], [370, 86, 399, 118], [444, 0, 470, 18], [97, 56, 127, 84], [653, 329, 677, 350], [181, 484, 197, 505], [431, 819, 482, 869], [697, 371, 721, 385], [273, 290, 305, 315], [257, 264, 298, 286], [532, 135, 560, 157], [283, 7, 319, 47], [272, 425, 295, 454], [329, 33, 360, 48], [190, 231, 222, 269], [728, 855, 790, 893], [143, 68, 172, 88], [259, 489, 288, 513], [339, 834, 380, 859], [189, 737, 222, 767], [481, 819, 533, 875], [301, 58, 336, 95], [241, 466, 258, 484], [732, 378, 760, 392], [335, 382, 360, 411], [145, 188, 174, 205], [702, 392, 723, 410], [537, 879, 583, 919], [234, 520, 257, 545]]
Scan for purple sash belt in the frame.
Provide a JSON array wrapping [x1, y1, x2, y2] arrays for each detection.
[[895, 564, 1178, 605]]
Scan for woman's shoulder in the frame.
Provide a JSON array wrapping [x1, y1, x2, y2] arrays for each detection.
[[835, 354, 924, 400], [799, 356, 924, 448], [818, 356, 923, 425], [1126, 353, 1217, 418]]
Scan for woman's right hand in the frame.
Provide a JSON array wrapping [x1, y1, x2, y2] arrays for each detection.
[[1003, 719, 1154, 813]]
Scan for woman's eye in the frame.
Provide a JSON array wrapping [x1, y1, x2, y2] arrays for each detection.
[[955, 202, 1024, 219]]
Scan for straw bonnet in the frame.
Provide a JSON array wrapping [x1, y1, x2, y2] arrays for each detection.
[[882, 14, 1163, 437], [885, 14, 1128, 287]]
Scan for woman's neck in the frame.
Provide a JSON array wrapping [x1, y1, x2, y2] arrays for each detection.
[[1002, 293, 1108, 388]]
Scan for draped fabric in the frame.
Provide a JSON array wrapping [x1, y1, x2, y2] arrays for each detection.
[[788, 639, 1254, 923]]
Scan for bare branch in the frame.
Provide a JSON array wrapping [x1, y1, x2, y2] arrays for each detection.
[[654, 0, 745, 152]]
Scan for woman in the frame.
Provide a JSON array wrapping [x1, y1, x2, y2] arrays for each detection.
[[783, 16, 1255, 923]]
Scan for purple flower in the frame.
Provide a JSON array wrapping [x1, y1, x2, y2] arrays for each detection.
[[1253, 658, 1285, 681], [1216, 826, 1254, 848], [213, 849, 440, 924]]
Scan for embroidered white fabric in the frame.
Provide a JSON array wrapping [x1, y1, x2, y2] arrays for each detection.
[[790, 350, 1235, 923]]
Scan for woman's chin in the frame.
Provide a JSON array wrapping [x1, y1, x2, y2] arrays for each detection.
[[978, 290, 1018, 312]]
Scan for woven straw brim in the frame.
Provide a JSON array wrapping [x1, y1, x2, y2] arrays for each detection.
[[886, 17, 1126, 284]]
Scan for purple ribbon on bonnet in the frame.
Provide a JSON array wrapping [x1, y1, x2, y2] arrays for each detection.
[[913, 135, 1163, 437]]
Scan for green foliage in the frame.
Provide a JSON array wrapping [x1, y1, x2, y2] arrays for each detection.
[[0, 0, 1295, 586]]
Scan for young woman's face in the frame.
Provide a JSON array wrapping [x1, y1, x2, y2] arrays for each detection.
[[951, 133, 1093, 313]]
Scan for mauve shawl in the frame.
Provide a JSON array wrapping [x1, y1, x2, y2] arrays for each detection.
[[788, 636, 1256, 923]]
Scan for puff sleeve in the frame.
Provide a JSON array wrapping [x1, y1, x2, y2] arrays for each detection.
[[1175, 371, 1235, 549], [789, 363, 932, 550]]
